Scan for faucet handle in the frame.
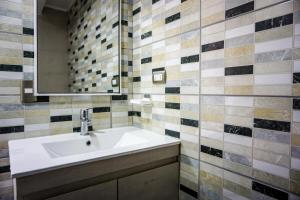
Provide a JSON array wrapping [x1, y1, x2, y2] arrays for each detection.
[[80, 108, 93, 120]]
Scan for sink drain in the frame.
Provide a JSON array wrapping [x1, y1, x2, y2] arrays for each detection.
[[86, 140, 91, 146]]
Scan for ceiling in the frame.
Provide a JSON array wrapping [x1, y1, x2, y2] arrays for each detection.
[[38, 0, 76, 14]]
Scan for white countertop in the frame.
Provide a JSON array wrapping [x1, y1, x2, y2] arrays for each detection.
[[9, 126, 180, 178]]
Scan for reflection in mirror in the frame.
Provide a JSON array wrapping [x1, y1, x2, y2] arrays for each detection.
[[36, 0, 121, 95]]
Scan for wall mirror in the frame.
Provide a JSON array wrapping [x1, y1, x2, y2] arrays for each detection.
[[34, 0, 121, 95]]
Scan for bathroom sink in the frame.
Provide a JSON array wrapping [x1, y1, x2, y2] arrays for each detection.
[[9, 126, 180, 178], [42, 131, 149, 158]]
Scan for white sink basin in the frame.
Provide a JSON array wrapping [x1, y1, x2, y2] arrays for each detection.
[[9, 126, 180, 178], [42, 132, 149, 158]]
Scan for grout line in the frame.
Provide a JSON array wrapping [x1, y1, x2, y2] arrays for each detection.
[[201, 0, 291, 29], [131, 92, 298, 98], [132, 26, 200, 50], [132, 0, 291, 52], [198, 0, 202, 199], [199, 159, 298, 196]]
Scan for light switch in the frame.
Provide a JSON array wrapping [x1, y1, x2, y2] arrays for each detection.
[[22, 80, 37, 103], [111, 76, 119, 87], [152, 70, 166, 84]]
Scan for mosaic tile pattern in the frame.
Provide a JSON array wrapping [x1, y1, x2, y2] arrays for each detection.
[[199, 1, 300, 200], [201, 0, 297, 96], [0, 0, 300, 199], [132, 0, 200, 199], [68, 0, 120, 93], [0, 0, 133, 199], [201, 96, 294, 191]]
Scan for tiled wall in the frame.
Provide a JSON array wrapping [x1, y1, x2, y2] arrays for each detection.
[[131, 0, 300, 200], [0, 0, 132, 199], [200, 0, 300, 199], [132, 0, 200, 199], [68, 0, 121, 93], [1, 0, 300, 200]]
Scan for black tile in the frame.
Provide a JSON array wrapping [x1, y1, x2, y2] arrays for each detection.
[[133, 7, 141, 16], [101, 73, 107, 78], [23, 51, 34, 58], [96, 70, 101, 74], [165, 102, 180, 110], [73, 127, 81, 132], [165, 12, 181, 24], [101, 38, 107, 44], [78, 45, 84, 51], [73, 126, 93, 133], [112, 21, 119, 28], [225, 1, 254, 19], [200, 145, 223, 158], [92, 59, 97, 64], [0, 126, 24, 134], [96, 34, 101, 39], [254, 118, 290, 132], [141, 57, 152, 64], [165, 129, 180, 138], [165, 87, 180, 94], [252, 181, 288, 200], [141, 31, 152, 40], [88, 69, 92, 73], [202, 41, 224, 52], [50, 115, 72, 123], [0, 64, 22, 72], [128, 61, 133, 66], [293, 72, 300, 83], [107, 44, 113, 49], [36, 96, 49, 102], [128, 32, 133, 38], [152, 67, 165, 72], [96, 24, 101, 30], [112, 95, 128, 101], [0, 165, 10, 173], [225, 65, 253, 76], [101, 16, 106, 22], [255, 13, 293, 32], [180, 184, 198, 198], [23, 27, 34, 35], [87, 6, 91, 12], [181, 118, 199, 127], [93, 107, 110, 113], [293, 98, 300, 110], [224, 124, 252, 137], [128, 111, 141, 117], [152, 0, 160, 4], [121, 20, 128, 26], [181, 55, 199, 64], [92, 83, 97, 87], [122, 72, 128, 77], [133, 77, 141, 82]]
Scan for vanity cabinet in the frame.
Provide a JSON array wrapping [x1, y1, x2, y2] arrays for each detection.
[[118, 163, 178, 200], [14, 145, 179, 200], [46, 180, 117, 200]]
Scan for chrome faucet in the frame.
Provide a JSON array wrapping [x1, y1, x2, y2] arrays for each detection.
[[80, 108, 93, 136]]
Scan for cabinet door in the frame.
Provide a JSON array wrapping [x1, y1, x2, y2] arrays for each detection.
[[46, 180, 117, 200], [118, 163, 179, 200]]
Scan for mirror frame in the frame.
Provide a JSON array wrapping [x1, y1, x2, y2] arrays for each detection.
[[33, 0, 122, 96]]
